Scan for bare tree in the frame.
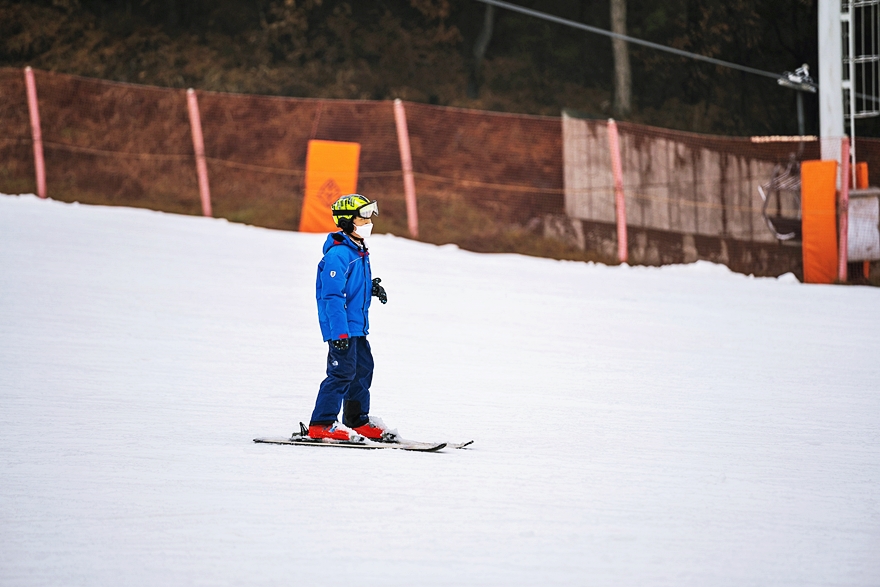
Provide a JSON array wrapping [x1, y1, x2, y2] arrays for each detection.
[[468, 3, 495, 99], [610, 0, 631, 116]]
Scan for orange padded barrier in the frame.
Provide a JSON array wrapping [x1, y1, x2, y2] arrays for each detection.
[[299, 140, 361, 233], [801, 160, 839, 284]]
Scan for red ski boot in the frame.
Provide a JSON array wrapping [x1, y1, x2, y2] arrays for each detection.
[[308, 423, 355, 441], [351, 418, 398, 442]]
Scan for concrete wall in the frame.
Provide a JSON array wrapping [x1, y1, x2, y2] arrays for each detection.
[[542, 213, 803, 277], [562, 113, 794, 244]]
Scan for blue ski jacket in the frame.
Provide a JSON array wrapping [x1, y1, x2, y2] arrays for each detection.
[[316, 232, 372, 341]]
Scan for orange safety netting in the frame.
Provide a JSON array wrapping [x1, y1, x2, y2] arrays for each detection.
[[25, 69, 196, 213], [3, 67, 879, 280], [1, 68, 38, 196]]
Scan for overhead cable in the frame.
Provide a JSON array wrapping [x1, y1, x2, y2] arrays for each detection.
[[473, 0, 793, 83]]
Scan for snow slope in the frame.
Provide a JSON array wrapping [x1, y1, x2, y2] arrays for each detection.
[[1, 193, 878, 586]]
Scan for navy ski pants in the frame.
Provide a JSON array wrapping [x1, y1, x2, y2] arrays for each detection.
[[309, 336, 373, 428]]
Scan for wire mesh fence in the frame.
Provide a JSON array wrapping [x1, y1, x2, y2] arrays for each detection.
[[0, 68, 33, 196], [197, 93, 403, 230], [2, 67, 878, 282], [402, 102, 563, 247]]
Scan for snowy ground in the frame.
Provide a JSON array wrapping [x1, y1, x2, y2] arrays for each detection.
[[1, 193, 878, 586]]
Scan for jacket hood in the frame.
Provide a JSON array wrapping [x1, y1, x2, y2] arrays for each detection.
[[322, 232, 364, 254]]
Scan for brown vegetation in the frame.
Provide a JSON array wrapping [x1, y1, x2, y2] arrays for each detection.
[[0, 0, 843, 136]]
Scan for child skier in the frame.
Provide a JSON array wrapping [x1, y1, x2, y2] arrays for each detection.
[[308, 194, 392, 441]]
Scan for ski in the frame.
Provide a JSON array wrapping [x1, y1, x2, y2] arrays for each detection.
[[254, 424, 473, 452], [253, 436, 448, 452], [447, 440, 474, 449]]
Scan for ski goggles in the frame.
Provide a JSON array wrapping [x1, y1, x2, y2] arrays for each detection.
[[355, 200, 379, 218], [332, 200, 378, 219]]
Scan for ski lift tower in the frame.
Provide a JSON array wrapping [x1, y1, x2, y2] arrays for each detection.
[[818, 0, 880, 276], [820, 0, 880, 177], [844, 0, 880, 180]]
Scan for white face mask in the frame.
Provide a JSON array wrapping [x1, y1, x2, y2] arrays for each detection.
[[354, 222, 373, 238]]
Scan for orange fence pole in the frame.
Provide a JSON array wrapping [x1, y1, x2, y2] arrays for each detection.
[[838, 138, 851, 282], [393, 99, 419, 239], [856, 162, 868, 189], [607, 119, 627, 263], [856, 162, 870, 279], [186, 89, 212, 217], [24, 67, 46, 199]]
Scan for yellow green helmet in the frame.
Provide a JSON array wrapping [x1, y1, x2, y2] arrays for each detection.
[[331, 194, 379, 233]]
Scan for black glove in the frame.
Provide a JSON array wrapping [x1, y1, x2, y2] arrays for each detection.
[[371, 278, 387, 304], [330, 338, 350, 351]]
